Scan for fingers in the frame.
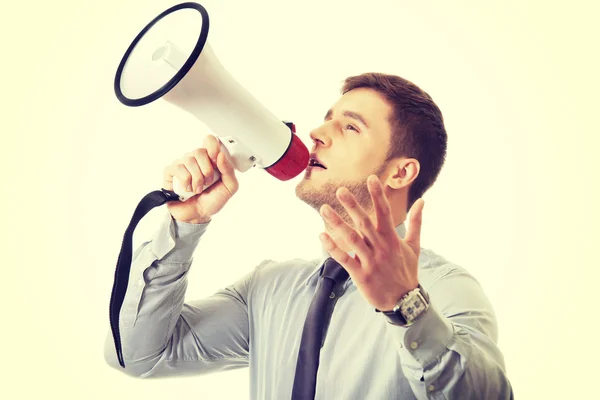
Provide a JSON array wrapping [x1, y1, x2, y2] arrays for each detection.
[[404, 198, 424, 254], [202, 134, 221, 165], [162, 134, 222, 193], [368, 175, 396, 236], [320, 204, 372, 260], [335, 187, 378, 244], [216, 151, 239, 196], [163, 163, 191, 192], [187, 148, 215, 191], [319, 232, 361, 277]]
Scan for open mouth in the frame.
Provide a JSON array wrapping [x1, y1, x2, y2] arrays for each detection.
[[308, 157, 326, 169]]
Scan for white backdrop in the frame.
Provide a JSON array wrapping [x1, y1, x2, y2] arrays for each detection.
[[3, 0, 599, 399]]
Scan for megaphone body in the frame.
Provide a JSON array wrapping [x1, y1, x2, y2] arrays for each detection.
[[114, 1, 309, 201]]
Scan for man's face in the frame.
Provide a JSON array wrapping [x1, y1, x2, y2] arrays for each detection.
[[295, 88, 394, 225]]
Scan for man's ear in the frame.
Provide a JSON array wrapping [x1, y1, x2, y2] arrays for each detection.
[[386, 158, 420, 190]]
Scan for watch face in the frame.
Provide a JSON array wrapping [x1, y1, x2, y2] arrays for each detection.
[[401, 292, 428, 323], [382, 287, 429, 326], [405, 299, 423, 318]]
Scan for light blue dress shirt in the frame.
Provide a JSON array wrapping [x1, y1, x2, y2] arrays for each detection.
[[104, 211, 513, 399]]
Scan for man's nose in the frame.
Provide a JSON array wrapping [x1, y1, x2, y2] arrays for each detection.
[[309, 122, 333, 147]]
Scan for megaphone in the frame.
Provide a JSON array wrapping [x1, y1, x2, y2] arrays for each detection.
[[108, 2, 310, 369], [113, 1, 309, 201]]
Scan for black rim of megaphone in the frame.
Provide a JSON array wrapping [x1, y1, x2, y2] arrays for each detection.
[[114, 2, 209, 107]]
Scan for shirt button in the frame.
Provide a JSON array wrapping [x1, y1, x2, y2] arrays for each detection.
[[329, 292, 336, 299], [410, 341, 419, 349], [428, 385, 435, 392]]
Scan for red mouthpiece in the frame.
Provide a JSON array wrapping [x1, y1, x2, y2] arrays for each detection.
[[265, 126, 309, 181]]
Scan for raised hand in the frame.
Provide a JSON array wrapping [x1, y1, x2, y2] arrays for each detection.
[[319, 175, 425, 311]]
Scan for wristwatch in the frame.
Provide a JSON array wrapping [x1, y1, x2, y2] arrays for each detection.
[[376, 284, 430, 326]]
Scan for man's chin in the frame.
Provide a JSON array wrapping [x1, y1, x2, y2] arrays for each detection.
[[296, 172, 315, 187], [294, 180, 309, 199], [295, 180, 335, 213]]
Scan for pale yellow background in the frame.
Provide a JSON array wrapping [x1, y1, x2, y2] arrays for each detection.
[[2, 0, 599, 399]]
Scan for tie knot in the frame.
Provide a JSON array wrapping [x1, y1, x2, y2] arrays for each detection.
[[321, 257, 349, 284]]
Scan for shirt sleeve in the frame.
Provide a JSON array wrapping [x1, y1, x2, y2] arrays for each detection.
[[385, 265, 514, 399], [104, 210, 262, 378]]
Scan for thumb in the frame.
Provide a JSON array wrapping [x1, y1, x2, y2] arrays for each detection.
[[216, 151, 239, 195], [404, 198, 424, 254]]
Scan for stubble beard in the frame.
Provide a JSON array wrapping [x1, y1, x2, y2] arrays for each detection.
[[295, 166, 385, 228]]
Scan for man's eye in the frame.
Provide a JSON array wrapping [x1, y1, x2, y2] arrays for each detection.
[[345, 124, 358, 131]]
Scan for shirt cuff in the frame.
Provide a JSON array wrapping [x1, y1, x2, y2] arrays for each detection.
[[386, 300, 455, 369], [151, 211, 211, 263]]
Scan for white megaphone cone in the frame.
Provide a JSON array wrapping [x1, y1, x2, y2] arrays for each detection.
[[114, 2, 309, 201]]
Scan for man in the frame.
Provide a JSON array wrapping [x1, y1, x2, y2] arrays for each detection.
[[105, 72, 513, 399]]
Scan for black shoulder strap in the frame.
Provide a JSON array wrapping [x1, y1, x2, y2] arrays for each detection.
[[108, 189, 180, 368]]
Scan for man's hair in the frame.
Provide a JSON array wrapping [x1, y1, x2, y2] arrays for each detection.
[[341, 72, 448, 211]]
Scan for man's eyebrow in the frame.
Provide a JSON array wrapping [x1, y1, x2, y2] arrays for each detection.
[[324, 109, 369, 128]]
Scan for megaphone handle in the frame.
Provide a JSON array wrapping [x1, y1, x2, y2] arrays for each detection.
[[172, 169, 222, 201], [171, 138, 247, 202]]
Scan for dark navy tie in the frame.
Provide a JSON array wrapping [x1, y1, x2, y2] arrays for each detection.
[[291, 257, 349, 400]]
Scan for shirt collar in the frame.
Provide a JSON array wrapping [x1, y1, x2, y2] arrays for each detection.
[[303, 222, 407, 286]]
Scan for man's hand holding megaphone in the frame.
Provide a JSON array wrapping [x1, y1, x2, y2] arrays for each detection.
[[163, 134, 238, 224]]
